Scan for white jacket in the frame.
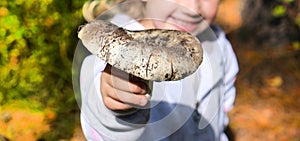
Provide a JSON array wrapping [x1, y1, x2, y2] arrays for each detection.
[[78, 14, 239, 141]]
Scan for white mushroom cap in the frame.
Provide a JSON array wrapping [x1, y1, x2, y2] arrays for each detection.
[[78, 20, 203, 81]]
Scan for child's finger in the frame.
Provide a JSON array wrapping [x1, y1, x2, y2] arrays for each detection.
[[108, 87, 149, 107], [102, 96, 133, 110], [102, 66, 147, 94]]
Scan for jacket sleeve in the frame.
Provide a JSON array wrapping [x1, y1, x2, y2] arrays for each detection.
[[80, 55, 148, 141], [222, 37, 239, 113]]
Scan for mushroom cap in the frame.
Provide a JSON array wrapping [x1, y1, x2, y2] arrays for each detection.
[[78, 20, 203, 81]]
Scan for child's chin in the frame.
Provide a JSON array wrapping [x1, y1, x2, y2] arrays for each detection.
[[153, 21, 198, 33]]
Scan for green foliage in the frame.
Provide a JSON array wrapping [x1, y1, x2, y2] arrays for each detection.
[[272, 5, 287, 17], [274, 0, 300, 50], [0, 0, 85, 107], [241, 0, 300, 48]]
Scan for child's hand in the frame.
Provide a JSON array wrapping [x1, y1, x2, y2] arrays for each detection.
[[100, 65, 149, 110]]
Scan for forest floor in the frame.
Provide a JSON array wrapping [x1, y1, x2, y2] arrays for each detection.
[[226, 32, 300, 141]]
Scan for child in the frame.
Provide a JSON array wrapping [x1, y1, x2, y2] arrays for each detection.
[[77, 0, 239, 140]]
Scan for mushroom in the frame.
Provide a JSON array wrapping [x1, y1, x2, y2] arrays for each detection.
[[78, 20, 203, 82]]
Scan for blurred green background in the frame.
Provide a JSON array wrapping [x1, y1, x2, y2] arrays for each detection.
[[0, 0, 86, 140], [0, 0, 299, 140]]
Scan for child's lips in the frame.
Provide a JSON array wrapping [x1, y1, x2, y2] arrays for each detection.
[[168, 16, 203, 32]]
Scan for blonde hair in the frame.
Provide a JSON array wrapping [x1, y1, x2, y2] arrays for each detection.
[[82, 0, 146, 22]]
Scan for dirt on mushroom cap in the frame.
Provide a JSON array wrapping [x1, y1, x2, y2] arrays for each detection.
[[78, 20, 203, 81]]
